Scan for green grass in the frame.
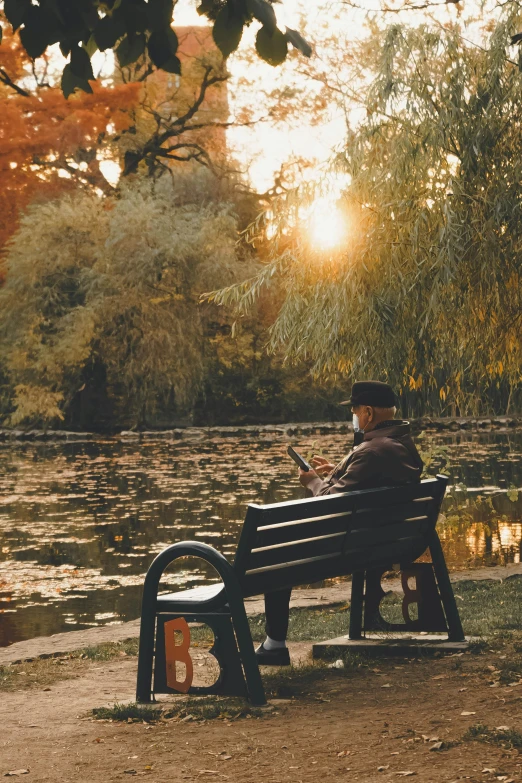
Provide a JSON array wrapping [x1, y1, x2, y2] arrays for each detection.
[[249, 603, 353, 642], [163, 697, 267, 721], [463, 724, 522, 750], [76, 639, 139, 660], [0, 639, 139, 692], [453, 576, 522, 637], [92, 698, 269, 723], [93, 703, 164, 722], [263, 574, 522, 644]]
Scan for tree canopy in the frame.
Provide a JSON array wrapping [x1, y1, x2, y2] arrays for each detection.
[[210, 9, 522, 417], [0, 13, 139, 256], [1, 0, 312, 97], [0, 170, 253, 427]]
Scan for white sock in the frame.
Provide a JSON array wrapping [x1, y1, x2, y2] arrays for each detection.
[[263, 635, 286, 650]]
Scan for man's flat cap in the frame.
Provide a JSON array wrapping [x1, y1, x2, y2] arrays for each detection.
[[340, 380, 397, 408]]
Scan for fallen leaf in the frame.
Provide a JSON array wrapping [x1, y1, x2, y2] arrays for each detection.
[[381, 683, 392, 688], [396, 772, 416, 777], [4, 772, 29, 777], [482, 769, 496, 774], [495, 726, 510, 731], [378, 765, 390, 771], [430, 742, 443, 751], [431, 675, 447, 680], [219, 757, 231, 761], [459, 688, 468, 692], [390, 752, 400, 755], [460, 711, 476, 716]]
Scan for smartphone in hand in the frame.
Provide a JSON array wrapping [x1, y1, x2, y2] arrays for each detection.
[[287, 445, 312, 472]]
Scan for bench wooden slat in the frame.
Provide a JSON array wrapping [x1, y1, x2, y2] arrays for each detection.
[[345, 482, 439, 509], [246, 492, 357, 527], [343, 537, 429, 567], [349, 499, 436, 529], [248, 479, 441, 526], [241, 533, 430, 596], [245, 531, 346, 570], [344, 518, 430, 550], [254, 511, 353, 548], [242, 553, 349, 596]]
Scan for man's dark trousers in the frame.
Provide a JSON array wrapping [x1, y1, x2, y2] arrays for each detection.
[[264, 589, 292, 641]]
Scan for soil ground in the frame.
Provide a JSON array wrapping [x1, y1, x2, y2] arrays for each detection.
[[4, 575, 522, 782], [3, 639, 522, 783]]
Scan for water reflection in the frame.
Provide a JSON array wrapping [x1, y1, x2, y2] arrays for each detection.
[[0, 430, 520, 646]]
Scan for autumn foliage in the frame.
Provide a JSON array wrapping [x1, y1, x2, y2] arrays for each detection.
[[0, 15, 139, 265]]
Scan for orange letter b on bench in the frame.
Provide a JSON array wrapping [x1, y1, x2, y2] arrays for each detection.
[[164, 617, 193, 693]]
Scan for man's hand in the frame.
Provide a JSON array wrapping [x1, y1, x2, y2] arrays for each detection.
[[310, 455, 335, 476], [299, 467, 321, 488]]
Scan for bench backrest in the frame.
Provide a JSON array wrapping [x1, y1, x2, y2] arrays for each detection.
[[234, 475, 448, 597]]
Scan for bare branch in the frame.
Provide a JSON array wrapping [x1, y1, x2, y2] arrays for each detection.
[[32, 155, 115, 195], [0, 68, 30, 97]]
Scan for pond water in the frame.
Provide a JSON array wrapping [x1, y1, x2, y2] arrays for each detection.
[[0, 429, 521, 647]]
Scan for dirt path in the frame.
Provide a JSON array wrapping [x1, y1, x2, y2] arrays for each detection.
[[2, 643, 522, 783]]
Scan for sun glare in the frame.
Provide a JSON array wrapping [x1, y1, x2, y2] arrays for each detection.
[[308, 197, 348, 251]]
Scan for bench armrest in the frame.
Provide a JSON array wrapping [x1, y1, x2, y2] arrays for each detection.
[[140, 541, 254, 623], [142, 540, 235, 597]]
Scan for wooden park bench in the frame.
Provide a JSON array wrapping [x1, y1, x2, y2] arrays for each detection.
[[136, 474, 464, 706]]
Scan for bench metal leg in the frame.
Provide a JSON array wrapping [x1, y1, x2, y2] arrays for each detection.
[[429, 532, 465, 642], [349, 571, 365, 639], [230, 601, 267, 706], [136, 586, 158, 703]]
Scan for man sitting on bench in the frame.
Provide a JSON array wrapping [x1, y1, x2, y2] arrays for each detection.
[[255, 380, 424, 666]]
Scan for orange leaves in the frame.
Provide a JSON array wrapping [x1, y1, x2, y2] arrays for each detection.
[[0, 33, 139, 257]]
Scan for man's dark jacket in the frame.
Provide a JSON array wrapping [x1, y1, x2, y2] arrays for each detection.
[[306, 420, 423, 496]]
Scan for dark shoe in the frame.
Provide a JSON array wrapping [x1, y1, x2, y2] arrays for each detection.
[[255, 642, 290, 666]]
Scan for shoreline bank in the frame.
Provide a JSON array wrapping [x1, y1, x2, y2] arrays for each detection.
[[0, 416, 521, 443], [2, 562, 522, 666]]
